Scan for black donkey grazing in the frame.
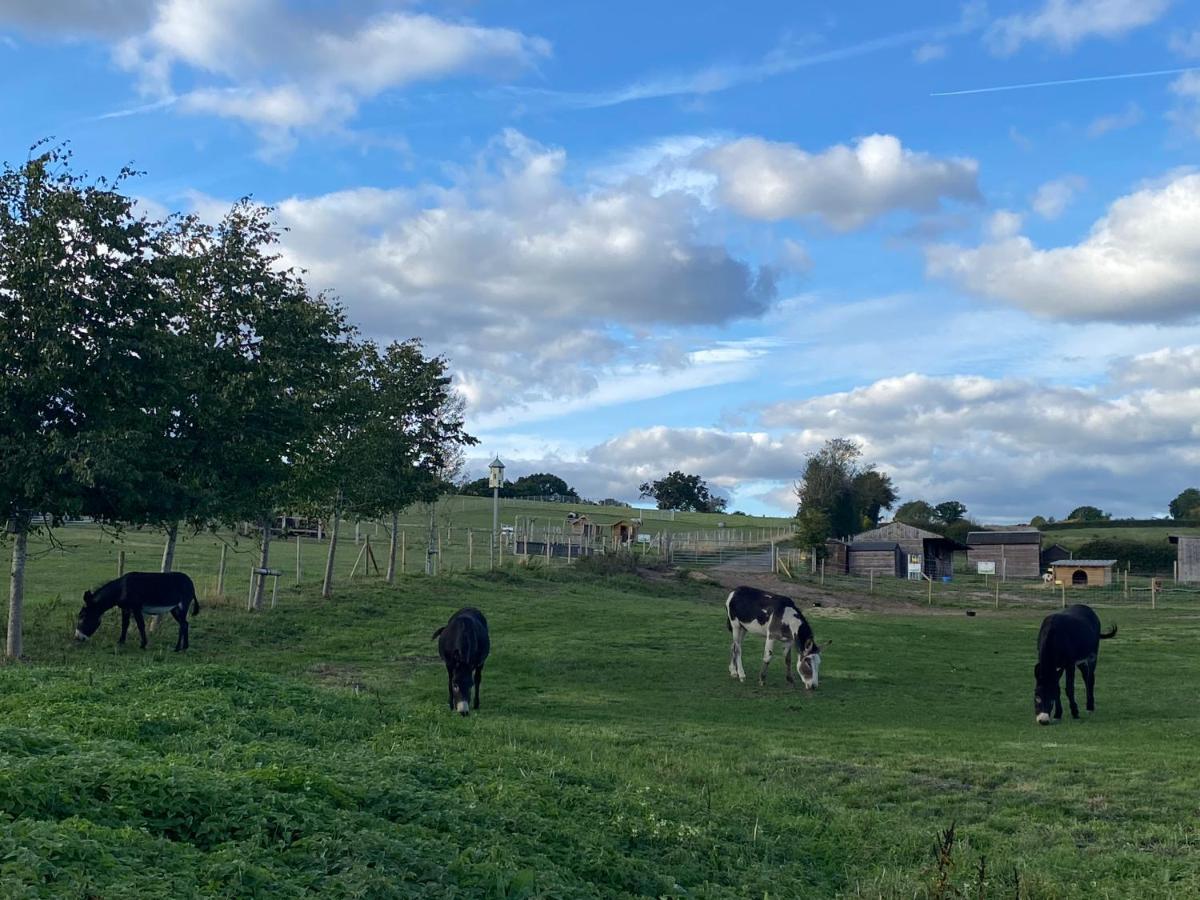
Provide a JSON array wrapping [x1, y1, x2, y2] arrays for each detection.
[[433, 607, 490, 716], [75, 572, 200, 652], [1034, 603, 1117, 725]]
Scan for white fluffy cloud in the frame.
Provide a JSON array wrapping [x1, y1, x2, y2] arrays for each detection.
[[926, 171, 1200, 322], [265, 131, 773, 411], [985, 0, 1170, 55], [4, 1, 548, 145], [701, 134, 980, 231], [479, 346, 1200, 519], [1031, 175, 1086, 219]]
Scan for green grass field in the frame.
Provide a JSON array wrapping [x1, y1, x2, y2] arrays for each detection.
[[1042, 524, 1200, 551], [3, 542, 1199, 898]]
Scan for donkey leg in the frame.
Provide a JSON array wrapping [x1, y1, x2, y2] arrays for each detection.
[[171, 606, 188, 652], [132, 609, 148, 649], [1082, 656, 1097, 711], [732, 626, 747, 682], [118, 609, 131, 645], [1065, 663, 1079, 719], [473, 665, 483, 710], [758, 637, 775, 686], [785, 644, 795, 684]]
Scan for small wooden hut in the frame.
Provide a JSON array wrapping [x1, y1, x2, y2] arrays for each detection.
[[609, 519, 640, 546], [1049, 559, 1117, 588], [565, 513, 594, 539], [1040, 543, 1073, 568]]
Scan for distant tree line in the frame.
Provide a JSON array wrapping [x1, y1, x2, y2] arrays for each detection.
[[0, 146, 475, 658]]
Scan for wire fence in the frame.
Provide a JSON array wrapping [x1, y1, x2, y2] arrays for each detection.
[[780, 560, 1198, 611]]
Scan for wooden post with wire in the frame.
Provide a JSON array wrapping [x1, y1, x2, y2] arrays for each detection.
[[117, 550, 126, 578]]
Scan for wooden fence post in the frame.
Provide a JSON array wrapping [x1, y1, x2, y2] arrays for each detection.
[[468, 529, 473, 570], [216, 545, 227, 597], [117, 550, 126, 578], [295, 535, 302, 585], [401, 530, 406, 574]]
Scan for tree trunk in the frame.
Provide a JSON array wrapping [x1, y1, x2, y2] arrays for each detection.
[[322, 513, 340, 599], [386, 511, 398, 584], [251, 516, 272, 610], [7, 520, 28, 659], [160, 522, 178, 573]]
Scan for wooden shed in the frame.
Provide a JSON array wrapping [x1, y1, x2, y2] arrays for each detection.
[[1169, 535, 1200, 584], [851, 522, 964, 579], [967, 530, 1042, 579], [609, 519, 640, 545], [847, 542, 904, 578], [1050, 559, 1117, 588]]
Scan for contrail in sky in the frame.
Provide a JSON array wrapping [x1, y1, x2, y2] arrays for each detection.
[[933, 67, 1199, 97]]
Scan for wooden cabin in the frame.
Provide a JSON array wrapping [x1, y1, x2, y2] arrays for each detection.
[[1170, 535, 1200, 584], [967, 530, 1042, 578], [1049, 559, 1116, 588], [851, 522, 964, 579]]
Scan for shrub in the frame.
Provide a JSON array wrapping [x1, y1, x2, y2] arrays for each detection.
[[1074, 538, 1176, 575]]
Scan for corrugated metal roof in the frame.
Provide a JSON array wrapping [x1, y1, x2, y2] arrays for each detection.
[[967, 531, 1042, 546], [1050, 560, 1117, 567]]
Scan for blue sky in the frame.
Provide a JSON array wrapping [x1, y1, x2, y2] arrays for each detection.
[[3, 0, 1200, 521]]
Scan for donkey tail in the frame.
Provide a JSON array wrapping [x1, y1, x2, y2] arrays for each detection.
[[1100, 624, 1118, 640], [431, 626, 445, 641]]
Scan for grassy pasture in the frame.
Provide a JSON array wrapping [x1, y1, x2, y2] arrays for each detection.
[[2, 555, 1199, 897], [1042, 525, 1200, 551]]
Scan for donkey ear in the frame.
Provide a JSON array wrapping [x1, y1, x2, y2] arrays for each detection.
[[1033, 663, 1041, 679], [819, 639, 831, 649], [804, 638, 815, 652], [82, 590, 94, 606]]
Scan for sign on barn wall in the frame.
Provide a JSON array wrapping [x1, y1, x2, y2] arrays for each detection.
[[907, 554, 923, 580], [976, 560, 996, 575]]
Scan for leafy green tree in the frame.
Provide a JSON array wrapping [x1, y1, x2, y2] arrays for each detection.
[[639, 471, 727, 513], [350, 341, 476, 584], [461, 477, 513, 498], [795, 439, 897, 541], [185, 201, 356, 609], [1029, 515, 1048, 529], [1067, 506, 1109, 522], [510, 473, 579, 501], [0, 146, 176, 657], [934, 501, 968, 524], [895, 500, 937, 528], [1169, 488, 1200, 520], [853, 469, 898, 529]]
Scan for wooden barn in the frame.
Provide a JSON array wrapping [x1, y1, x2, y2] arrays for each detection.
[[966, 530, 1042, 578], [850, 522, 964, 579], [847, 542, 904, 578], [1050, 559, 1117, 588], [1170, 535, 1200, 584]]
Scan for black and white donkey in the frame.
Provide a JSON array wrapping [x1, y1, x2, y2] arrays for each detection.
[[725, 585, 828, 689]]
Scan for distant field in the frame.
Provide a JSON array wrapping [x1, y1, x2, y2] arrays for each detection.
[[2, 562, 1198, 897], [1041, 523, 1200, 550]]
